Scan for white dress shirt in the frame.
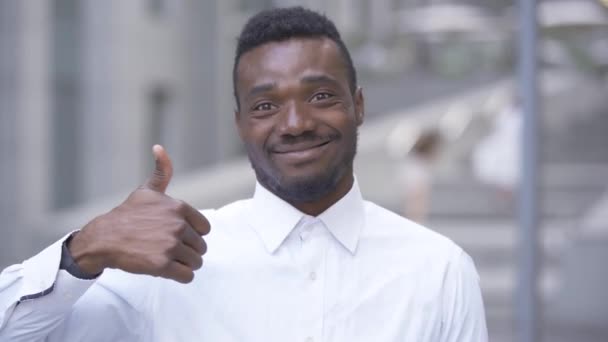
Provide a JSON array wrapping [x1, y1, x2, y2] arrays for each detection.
[[0, 180, 487, 341]]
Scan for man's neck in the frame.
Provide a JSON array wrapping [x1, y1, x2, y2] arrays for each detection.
[[287, 173, 354, 216]]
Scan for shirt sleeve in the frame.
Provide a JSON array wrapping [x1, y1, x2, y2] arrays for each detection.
[[0, 233, 146, 342], [439, 249, 489, 342]]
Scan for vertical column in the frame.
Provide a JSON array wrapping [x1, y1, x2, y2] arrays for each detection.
[[17, 0, 52, 221], [181, 0, 221, 168], [51, 0, 83, 208], [517, 0, 540, 341], [80, 0, 116, 200], [0, 1, 19, 265], [216, 0, 244, 161], [16, 0, 52, 256]]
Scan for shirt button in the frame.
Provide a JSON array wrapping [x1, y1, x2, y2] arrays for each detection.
[[309, 272, 317, 281]]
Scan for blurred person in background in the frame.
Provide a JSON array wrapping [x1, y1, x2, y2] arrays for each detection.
[[472, 93, 522, 202], [0, 7, 487, 341], [400, 129, 442, 223]]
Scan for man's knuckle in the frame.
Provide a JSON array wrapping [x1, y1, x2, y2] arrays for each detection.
[[149, 256, 167, 275], [172, 200, 187, 214], [179, 221, 190, 232], [166, 222, 183, 237], [162, 237, 179, 254], [182, 271, 194, 283], [193, 257, 203, 270]]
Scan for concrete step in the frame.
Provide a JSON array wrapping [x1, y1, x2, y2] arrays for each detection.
[[428, 219, 570, 257], [478, 265, 559, 308], [427, 220, 569, 310], [542, 109, 608, 164], [428, 186, 603, 220]]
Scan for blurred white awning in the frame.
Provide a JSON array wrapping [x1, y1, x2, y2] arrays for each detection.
[[398, 4, 498, 34], [539, 0, 608, 28]]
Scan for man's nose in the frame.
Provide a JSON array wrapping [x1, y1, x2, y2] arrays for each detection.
[[277, 101, 316, 136]]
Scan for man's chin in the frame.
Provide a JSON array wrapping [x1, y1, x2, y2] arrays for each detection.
[[260, 170, 340, 203]]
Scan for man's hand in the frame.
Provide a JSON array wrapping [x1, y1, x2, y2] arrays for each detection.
[[68, 145, 210, 284]]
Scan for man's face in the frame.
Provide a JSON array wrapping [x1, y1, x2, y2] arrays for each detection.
[[234, 37, 364, 203]]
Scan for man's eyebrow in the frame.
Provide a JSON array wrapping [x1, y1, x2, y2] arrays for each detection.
[[245, 75, 341, 100], [300, 74, 341, 87], [246, 82, 276, 99]]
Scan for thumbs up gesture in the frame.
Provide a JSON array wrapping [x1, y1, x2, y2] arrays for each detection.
[[68, 145, 210, 283]]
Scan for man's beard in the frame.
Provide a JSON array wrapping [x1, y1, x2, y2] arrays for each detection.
[[247, 132, 357, 203]]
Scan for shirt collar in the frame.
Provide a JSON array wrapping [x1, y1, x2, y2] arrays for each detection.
[[249, 178, 366, 255]]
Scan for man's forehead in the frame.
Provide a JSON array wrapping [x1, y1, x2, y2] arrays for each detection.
[[236, 37, 347, 86]]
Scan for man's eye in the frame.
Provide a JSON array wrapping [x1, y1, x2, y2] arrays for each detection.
[[311, 93, 333, 102], [253, 102, 273, 111]]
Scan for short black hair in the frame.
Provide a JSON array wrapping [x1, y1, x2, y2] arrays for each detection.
[[232, 6, 357, 108]]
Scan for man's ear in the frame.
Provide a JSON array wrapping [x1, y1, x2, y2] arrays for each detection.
[[234, 108, 245, 140], [354, 87, 365, 126]]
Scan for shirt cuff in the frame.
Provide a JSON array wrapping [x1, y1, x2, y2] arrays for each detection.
[[17, 269, 98, 314], [18, 232, 97, 303], [60, 233, 102, 280]]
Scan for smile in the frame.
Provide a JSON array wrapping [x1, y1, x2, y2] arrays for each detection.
[[271, 140, 332, 163]]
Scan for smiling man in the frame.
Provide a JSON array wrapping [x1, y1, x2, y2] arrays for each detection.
[[235, 30, 363, 213], [0, 7, 487, 342]]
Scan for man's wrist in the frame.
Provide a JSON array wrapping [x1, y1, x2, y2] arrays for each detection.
[[62, 232, 104, 279]]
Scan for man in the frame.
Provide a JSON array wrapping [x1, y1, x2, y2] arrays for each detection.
[[0, 7, 487, 341]]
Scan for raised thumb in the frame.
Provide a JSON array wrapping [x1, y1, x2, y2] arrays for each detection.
[[144, 144, 173, 193]]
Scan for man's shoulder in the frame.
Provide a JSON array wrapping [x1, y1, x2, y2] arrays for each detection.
[[362, 200, 462, 258], [196, 198, 257, 245]]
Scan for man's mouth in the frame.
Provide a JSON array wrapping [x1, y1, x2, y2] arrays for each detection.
[[272, 139, 332, 154], [270, 139, 333, 163]]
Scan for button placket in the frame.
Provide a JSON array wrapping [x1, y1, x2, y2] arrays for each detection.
[[301, 220, 322, 284], [297, 219, 326, 342]]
